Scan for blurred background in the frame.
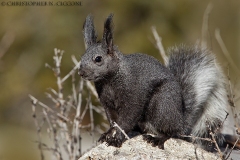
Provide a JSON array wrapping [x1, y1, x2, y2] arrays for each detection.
[[0, 0, 240, 159]]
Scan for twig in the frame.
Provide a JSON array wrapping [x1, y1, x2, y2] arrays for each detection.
[[31, 98, 45, 160], [45, 92, 58, 104], [45, 63, 55, 72], [92, 105, 107, 120], [113, 122, 130, 140], [89, 100, 95, 143], [201, 3, 213, 49], [61, 55, 81, 83], [79, 124, 91, 129], [52, 122, 63, 160], [72, 78, 84, 158], [48, 88, 58, 96], [53, 49, 76, 160], [42, 108, 53, 139], [223, 144, 229, 158], [71, 55, 79, 65], [0, 31, 15, 59], [94, 125, 105, 134], [101, 122, 109, 130], [226, 67, 240, 131], [72, 71, 77, 105], [227, 67, 234, 104], [63, 96, 74, 116], [216, 112, 229, 134], [54, 48, 64, 101], [206, 121, 223, 159], [151, 26, 168, 65], [215, 29, 240, 75], [180, 134, 213, 143], [29, 94, 71, 123], [209, 132, 223, 159], [86, 81, 98, 98], [225, 137, 240, 160], [57, 120, 71, 160], [79, 95, 91, 124]]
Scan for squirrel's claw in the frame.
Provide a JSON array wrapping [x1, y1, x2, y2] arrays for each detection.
[[98, 127, 126, 147]]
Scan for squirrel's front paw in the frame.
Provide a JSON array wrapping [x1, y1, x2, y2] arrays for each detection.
[[98, 127, 126, 147]]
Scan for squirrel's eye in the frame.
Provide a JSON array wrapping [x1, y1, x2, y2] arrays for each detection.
[[95, 56, 102, 62]]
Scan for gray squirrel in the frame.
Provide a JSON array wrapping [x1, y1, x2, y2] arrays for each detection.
[[79, 14, 229, 150]]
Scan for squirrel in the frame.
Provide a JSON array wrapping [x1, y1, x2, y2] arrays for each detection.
[[78, 14, 231, 150]]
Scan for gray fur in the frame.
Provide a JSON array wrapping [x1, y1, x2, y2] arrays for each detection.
[[168, 45, 228, 145], [79, 14, 228, 149], [83, 14, 97, 48]]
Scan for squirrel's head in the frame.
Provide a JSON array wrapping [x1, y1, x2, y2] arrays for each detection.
[[79, 14, 121, 82]]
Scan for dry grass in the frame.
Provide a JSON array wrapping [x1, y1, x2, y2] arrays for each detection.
[[29, 48, 107, 160]]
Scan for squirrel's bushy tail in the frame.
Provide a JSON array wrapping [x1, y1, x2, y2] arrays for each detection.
[[167, 45, 228, 144]]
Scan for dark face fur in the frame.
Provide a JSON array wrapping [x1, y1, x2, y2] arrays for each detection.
[[79, 44, 117, 81]]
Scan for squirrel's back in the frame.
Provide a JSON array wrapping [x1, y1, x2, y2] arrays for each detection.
[[167, 45, 228, 145], [121, 53, 173, 80]]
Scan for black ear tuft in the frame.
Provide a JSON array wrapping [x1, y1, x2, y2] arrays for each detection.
[[102, 13, 114, 54], [83, 14, 98, 49]]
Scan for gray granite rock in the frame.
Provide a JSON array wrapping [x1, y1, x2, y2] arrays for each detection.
[[79, 136, 221, 160]]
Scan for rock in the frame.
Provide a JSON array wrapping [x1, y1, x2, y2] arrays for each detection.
[[79, 136, 221, 160]]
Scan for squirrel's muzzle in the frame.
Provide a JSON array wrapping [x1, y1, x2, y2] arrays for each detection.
[[78, 64, 85, 77], [78, 63, 92, 80]]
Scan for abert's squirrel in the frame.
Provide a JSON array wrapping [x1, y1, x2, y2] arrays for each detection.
[[79, 14, 229, 149]]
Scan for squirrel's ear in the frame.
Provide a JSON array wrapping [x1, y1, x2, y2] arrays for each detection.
[[83, 14, 97, 49], [102, 14, 114, 54]]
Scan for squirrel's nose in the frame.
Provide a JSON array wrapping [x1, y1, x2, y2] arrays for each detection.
[[78, 64, 86, 77], [78, 69, 84, 77], [78, 64, 83, 76], [78, 70, 82, 76]]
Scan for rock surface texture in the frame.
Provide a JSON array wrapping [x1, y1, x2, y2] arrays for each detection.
[[79, 136, 221, 160]]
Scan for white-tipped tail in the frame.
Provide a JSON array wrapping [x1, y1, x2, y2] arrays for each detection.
[[168, 45, 228, 144]]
